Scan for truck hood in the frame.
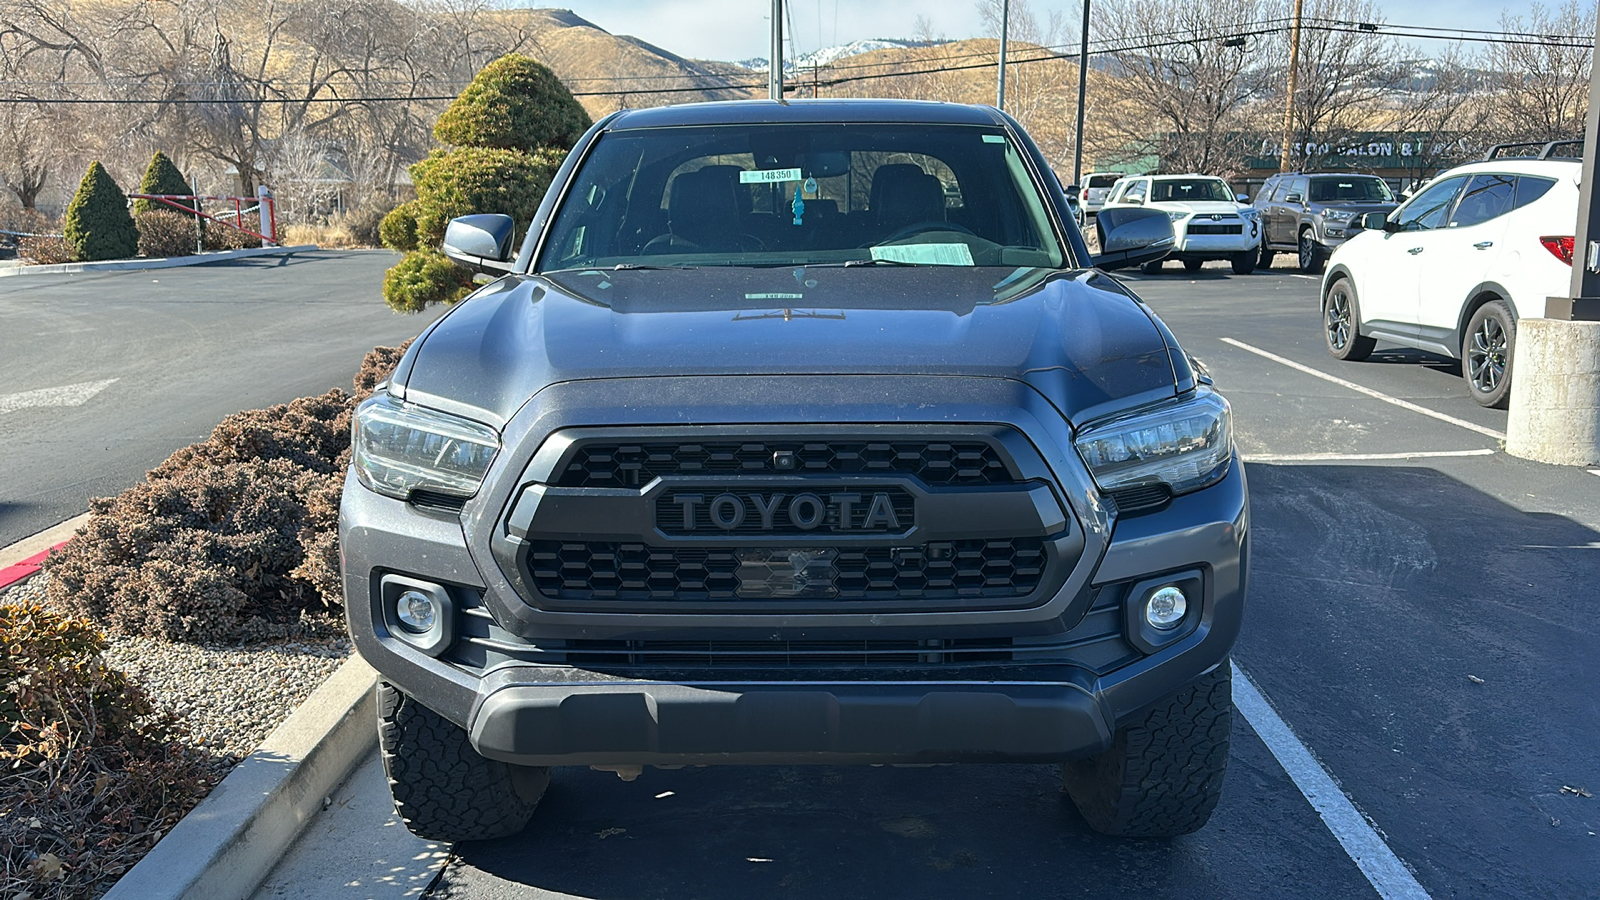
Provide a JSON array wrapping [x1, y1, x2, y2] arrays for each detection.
[[395, 265, 1185, 428]]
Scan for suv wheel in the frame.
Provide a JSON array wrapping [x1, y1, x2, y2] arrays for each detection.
[[1258, 244, 1274, 269], [1140, 260, 1165, 275], [1061, 663, 1232, 838], [1324, 277, 1376, 361], [1463, 299, 1516, 409], [1183, 258, 1204, 273], [1230, 249, 1256, 275], [378, 682, 550, 842], [1298, 230, 1326, 274]]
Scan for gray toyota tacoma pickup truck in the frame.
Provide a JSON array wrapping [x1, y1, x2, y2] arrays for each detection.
[[342, 99, 1246, 842]]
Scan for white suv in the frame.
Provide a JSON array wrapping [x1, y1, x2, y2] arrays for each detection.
[[1320, 157, 1579, 408], [1102, 174, 1262, 274]]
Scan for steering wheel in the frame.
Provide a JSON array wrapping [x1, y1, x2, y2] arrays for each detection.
[[876, 221, 978, 244]]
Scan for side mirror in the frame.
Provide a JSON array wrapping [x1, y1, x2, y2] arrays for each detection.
[[1357, 211, 1389, 232], [1285, 192, 1303, 204], [442, 214, 515, 274], [1065, 184, 1081, 198], [1236, 193, 1249, 203], [1091, 207, 1176, 271]]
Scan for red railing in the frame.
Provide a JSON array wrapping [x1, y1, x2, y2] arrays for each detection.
[[126, 193, 278, 245]]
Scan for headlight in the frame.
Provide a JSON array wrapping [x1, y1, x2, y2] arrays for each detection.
[[1074, 389, 1233, 496], [1321, 209, 1356, 223], [1166, 211, 1188, 222], [1239, 208, 1260, 220], [352, 393, 500, 501]]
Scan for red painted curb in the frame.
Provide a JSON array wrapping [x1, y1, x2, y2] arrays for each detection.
[[0, 543, 66, 591]]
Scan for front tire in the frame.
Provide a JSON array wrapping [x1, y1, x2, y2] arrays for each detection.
[[1140, 260, 1165, 274], [378, 682, 550, 842], [1258, 243, 1275, 269], [1324, 276, 1376, 361], [1062, 663, 1232, 838], [1183, 258, 1204, 273], [1230, 250, 1256, 275], [1463, 299, 1516, 409], [1298, 229, 1326, 274]]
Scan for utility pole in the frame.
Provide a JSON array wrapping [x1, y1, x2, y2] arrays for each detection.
[[769, 0, 784, 101], [1072, 0, 1090, 187], [996, 0, 1009, 110], [1277, 0, 1304, 172]]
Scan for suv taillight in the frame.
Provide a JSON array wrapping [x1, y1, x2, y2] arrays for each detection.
[[1540, 235, 1575, 265]]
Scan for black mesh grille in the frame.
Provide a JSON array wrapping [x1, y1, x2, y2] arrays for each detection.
[[526, 538, 1047, 602], [556, 439, 1013, 488], [1108, 483, 1172, 516]]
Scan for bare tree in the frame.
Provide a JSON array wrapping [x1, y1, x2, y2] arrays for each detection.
[[1486, 0, 1594, 144], [1093, 0, 1272, 176]]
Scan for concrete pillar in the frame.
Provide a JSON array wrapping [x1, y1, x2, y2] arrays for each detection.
[[1506, 318, 1600, 466]]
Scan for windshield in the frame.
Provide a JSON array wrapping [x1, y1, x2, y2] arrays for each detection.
[[1149, 178, 1234, 203], [537, 123, 1068, 271], [1086, 174, 1121, 188], [1309, 177, 1394, 203]]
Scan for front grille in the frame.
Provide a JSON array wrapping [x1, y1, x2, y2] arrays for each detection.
[[557, 439, 1014, 488], [1186, 223, 1243, 235], [526, 538, 1047, 602]]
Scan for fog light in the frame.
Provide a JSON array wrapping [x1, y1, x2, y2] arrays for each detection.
[[396, 590, 437, 633], [1145, 586, 1187, 630]]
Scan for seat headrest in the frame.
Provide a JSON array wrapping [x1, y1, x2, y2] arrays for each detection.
[[871, 165, 944, 229], [668, 169, 741, 247]]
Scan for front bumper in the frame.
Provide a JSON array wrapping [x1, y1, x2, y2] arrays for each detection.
[[1173, 228, 1258, 257]]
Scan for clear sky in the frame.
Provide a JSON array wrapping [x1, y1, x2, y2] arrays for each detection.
[[546, 0, 1544, 62]]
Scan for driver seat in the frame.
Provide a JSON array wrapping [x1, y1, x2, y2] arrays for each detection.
[[870, 164, 946, 236]]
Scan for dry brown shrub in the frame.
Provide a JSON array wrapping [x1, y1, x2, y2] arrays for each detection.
[[42, 341, 412, 644], [19, 234, 72, 265], [136, 209, 201, 258], [1, 603, 213, 900]]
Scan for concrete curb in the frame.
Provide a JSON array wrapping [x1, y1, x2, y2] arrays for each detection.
[[0, 513, 90, 586], [0, 244, 318, 277], [103, 656, 379, 900]]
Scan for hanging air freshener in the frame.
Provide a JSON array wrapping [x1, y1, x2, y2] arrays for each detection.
[[791, 191, 805, 226]]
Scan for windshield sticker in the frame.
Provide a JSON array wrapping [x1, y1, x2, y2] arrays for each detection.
[[982, 134, 1007, 144], [870, 243, 975, 266], [740, 167, 803, 184]]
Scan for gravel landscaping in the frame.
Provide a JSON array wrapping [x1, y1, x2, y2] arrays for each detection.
[[2, 573, 351, 770]]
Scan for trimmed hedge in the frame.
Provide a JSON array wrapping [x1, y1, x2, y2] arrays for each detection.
[[63, 161, 138, 262], [133, 151, 195, 217], [43, 342, 411, 644], [382, 249, 475, 313], [409, 146, 565, 247], [381, 53, 587, 313], [379, 199, 420, 252], [433, 54, 591, 152]]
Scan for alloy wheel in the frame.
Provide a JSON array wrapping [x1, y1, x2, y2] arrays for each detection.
[[1468, 316, 1507, 393], [1326, 288, 1352, 351]]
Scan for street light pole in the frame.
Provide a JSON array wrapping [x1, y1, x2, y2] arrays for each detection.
[[997, 0, 1009, 110], [770, 0, 784, 101], [1072, 0, 1090, 188]]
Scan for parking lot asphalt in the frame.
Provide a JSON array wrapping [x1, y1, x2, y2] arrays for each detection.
[[241, 262, 1599, 900], [0, 250, 444, 547]]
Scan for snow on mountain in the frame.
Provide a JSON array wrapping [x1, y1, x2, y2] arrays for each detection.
[[736, 38, 948, 73]]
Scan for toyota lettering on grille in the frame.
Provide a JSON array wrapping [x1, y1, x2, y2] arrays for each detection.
[[659, 489, 912, 535]]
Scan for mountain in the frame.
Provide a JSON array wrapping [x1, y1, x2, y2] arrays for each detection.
[[737, 38, 952, 73]]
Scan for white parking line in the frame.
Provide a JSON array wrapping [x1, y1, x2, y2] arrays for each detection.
[[1244, 449, 1495, 463], [1221, 338, 1506, 441], [1231, 661, 1432, 900], [0, 378, 119, 415], [1590, 470, 1600, 478]]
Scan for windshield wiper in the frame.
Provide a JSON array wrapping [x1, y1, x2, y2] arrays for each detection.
[[840, 258, 921, 267]]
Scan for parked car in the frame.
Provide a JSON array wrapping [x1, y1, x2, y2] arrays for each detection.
[[341, 98, 1246, 845], [1321, 152, 1579, 408], [1254, 172, 1399, 273], [1080, 172, 1124, 217], [1102, 174, 1261, 274]]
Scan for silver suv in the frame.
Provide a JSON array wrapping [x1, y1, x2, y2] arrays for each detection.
[[1254, 172, 1398, 273]]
